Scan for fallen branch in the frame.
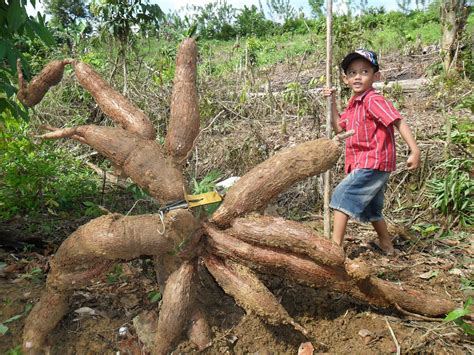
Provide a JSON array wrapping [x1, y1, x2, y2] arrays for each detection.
[[385, 317, 401, 355]]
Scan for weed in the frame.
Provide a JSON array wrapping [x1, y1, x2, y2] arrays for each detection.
[[191, 170, 222, 216], [283, 82, 310, 117], [0, 304, 32, 335], [0, 116, 99, 220], [6, 345, 22, 355], [106, 264, 124, 284], [460, 278, 474, 292], [411, 223, 441, 238], [21, 267, 44, 283], [148, 290, 162, 303], [427, 158, 474, 227], [444, 297, 474, 335]]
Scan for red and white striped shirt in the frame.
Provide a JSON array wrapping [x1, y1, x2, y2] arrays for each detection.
[[339, 88, 401, 174]]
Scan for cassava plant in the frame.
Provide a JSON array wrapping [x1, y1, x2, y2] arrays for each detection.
[[17, 38, 460, 354]]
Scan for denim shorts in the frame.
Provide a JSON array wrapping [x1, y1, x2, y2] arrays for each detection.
[[330, 169, 390, 223]]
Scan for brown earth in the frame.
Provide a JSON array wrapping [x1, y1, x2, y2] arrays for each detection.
[[1, 220, 472, 354]]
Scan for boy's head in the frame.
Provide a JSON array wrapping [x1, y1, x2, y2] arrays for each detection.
[[341, 49, 379, 74], [341, 49, 380, 95]]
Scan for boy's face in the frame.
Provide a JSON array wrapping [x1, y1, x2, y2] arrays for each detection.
[[343, 58, 380, 95]]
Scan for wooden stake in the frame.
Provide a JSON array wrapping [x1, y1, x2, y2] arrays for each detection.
[[323, 0, 334, 239]]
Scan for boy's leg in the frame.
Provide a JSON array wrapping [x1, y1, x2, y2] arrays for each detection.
[[332, 210, 349, 246], [371, 219, 395, 254]]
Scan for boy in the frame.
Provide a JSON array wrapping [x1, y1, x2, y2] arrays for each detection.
[[323, 49, 420, 255]]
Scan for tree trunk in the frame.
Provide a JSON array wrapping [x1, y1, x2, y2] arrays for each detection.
[[441, 0, 469, 72]]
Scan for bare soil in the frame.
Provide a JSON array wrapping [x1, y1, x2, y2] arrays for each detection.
[[1, 221, 472, 354]]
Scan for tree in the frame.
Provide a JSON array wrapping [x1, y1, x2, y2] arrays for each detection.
[[266, 0, 296, 23], [43, 0, 89, 28], [185, 0, 237, 40], [440, 0, 470, 72], [308, 0, 325, 18], [90, 0, 164, 93], [236, 5, 274, 37], [0, 0, 55, 121]]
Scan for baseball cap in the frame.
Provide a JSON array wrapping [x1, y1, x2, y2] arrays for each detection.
[[340, 49, 379, 73]]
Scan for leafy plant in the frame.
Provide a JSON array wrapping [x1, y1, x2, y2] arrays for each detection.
[[0, 304, 33, 335], [6, 345, 22, 355], [427, 158, 474, 227], [456, 92, 474, 114], [411, 223, 441, 238], [21, 267, 44, 283], [191, 170, 222, 216], [460, 277, 474, 291], [0, 115, 99, 219], [444, 297, 474, 335], [0, 0, 55, 122], [449, 115, 474, 147], [283, 81, 310, 116], [106, 264, 124, 284], [147, 290, 162, 303]]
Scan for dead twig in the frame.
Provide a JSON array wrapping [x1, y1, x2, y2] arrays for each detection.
[[385, 317, 401, 355]]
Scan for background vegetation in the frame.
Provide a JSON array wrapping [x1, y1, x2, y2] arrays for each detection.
[[1, 0, 472, 234]]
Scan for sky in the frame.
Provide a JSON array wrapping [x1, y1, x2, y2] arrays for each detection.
[[154, 0, 410, 15], [27, 0, 417, 18]]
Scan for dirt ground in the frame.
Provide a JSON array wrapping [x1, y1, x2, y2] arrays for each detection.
[[1, 51, 473, 354], [1, 218, 473, 354]]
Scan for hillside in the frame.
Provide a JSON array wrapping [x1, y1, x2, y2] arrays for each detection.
[[1, 7, 473, 354]]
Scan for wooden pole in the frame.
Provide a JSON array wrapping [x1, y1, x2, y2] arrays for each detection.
[[323, 0, 333, 239]]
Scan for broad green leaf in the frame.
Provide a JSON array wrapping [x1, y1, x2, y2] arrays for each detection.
[[444, 307, 469, 322], [2, 314, 23, 324], [28, 20, 55, 46], [0, 40, 7, 60], [0, 323, 8, 335], [7, 0, 27, 32]]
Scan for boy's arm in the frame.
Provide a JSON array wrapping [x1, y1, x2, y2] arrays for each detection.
[[322, 88, 343, 133], [394, 119, 420, 170]]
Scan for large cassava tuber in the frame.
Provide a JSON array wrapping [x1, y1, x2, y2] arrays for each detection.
[[20, 38, 460, 354], [17, 59, 72, 107], [203, 254, 309, 336], [74, 61, 156, 140], [164, 38, 200, 163], [39, 125, 186, 204], [211, 138, 341, 227]]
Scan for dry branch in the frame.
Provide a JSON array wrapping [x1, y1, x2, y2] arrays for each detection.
[[211, 138, 341, 227], [17, 59, 72, 107], [74, 61, 156, 140], [165, 38, 200, 164]]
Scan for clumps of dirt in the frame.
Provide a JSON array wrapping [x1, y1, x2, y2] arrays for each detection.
[[1, 223, 472, 354]]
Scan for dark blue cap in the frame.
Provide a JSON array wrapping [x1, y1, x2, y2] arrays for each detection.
[[341, 49, 379, 73]]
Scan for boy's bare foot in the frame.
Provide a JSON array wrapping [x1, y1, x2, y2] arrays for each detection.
[[369, 240, 396, 255]]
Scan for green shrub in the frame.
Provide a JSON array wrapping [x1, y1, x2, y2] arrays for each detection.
[[0, 116, 99, 220], [427, 158, 474, 227]]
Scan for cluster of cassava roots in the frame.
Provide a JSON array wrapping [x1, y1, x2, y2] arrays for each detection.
[[17, 39, 458, 354]]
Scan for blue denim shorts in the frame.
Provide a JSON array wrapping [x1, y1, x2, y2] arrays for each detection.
[[330, 169, 390, 223]]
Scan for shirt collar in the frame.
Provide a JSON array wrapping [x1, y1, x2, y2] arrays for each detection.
[[348, 88, 375, 108]]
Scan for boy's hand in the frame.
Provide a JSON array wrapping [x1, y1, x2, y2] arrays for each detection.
[[322, 87, 336, 97], [406, 151, 420, 170]]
